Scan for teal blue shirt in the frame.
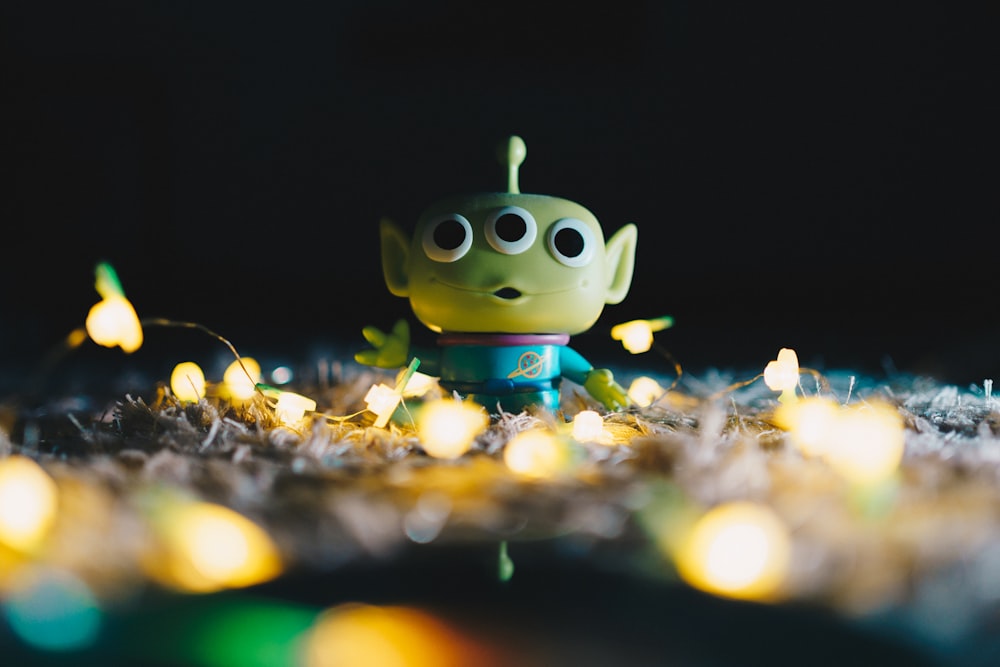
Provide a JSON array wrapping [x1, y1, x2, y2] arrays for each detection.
[[415, 333, 594, 413]]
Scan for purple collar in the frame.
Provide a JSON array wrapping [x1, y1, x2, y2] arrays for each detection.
[[438, 333, 570, 347]]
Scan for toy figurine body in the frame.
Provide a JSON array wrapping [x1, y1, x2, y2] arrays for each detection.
[[356, 136, 638, 415]]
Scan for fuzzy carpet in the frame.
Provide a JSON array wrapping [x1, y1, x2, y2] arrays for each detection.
[[2, 343, 1000, 666]]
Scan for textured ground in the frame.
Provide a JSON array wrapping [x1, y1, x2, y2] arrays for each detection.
[[3, 350, 1000, 666]]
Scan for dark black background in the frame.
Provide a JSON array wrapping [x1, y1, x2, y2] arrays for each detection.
[[2, 1, 997, 389]]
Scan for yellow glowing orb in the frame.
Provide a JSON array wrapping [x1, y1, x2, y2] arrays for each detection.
[[148, 501, 282, 593], [610, 316, 673, 355], [503, 430, 569, 478], [170, 362, 206, 402], [0, 456, 59, 552], [675, 501, 790, 602], [85, 295, 143, 353], [823, 401, 905, 485], [223, 357, 261, 401], [417, 399, 488, 459], [628, 376, 665, 408], [773, 396, 840, 457]]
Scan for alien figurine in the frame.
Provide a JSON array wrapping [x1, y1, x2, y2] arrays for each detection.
[[355, 135, 638, 416]]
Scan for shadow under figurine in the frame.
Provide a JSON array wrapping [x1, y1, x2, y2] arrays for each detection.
[[355, 135, 638, 417]]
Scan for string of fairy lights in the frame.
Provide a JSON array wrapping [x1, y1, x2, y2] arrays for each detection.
[[0, 261, 914, 662]]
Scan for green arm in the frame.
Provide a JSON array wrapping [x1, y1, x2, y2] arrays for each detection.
[[354, 318, 410, 369]]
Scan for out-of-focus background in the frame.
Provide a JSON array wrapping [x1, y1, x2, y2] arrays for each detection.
[[2, 1, 996, 391]]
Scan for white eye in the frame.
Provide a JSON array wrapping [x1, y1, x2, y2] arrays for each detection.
[[484, 206, 537, 255], [547, 218, 595, 267], [422, 214, 473, 262]]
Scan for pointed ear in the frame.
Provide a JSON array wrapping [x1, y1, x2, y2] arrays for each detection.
[[603, 223, 637, 304], [380, 217, 410, 296]]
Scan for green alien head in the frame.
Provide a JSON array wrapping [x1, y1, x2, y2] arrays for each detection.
[[379, 136, 638, 335]]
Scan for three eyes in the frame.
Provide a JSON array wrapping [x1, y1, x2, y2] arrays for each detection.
[[422, 206, 595, 267]]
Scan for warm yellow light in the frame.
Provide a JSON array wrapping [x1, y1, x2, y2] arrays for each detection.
[[823, 401, 905, 485], [610, 316, 674, 354], [773, 396, 840, 457], [397, 370, 437, 398], [85, 295, 143, 353], [503, 430, 569, 478], [274, 391, 317, 426], [0, 456, 59, 552], [763, 348, 799, 403], [416, 399, 489, 459], [675, 501, 790, 602], [571, 410, 606, 443], [149, 501, 282, 593], [170, 362, 206, 402], [302, 603, 485, 667], [775, 398, 905, 485], [223, 357, 261, 401], [365, 383, 402, 429], [628, 376, 665, 408]]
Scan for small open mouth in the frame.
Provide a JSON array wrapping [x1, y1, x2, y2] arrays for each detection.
[[493, 287, 522, 300]]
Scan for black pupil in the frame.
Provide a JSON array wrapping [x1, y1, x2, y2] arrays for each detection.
[[434, 219, 466, 250], [554, 228, 585, 257], [495, 214, 526, 242]]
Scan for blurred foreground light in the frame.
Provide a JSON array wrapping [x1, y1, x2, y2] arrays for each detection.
[[145, 501, 282, 593], [773, 396, 840, 457], [170, 361, 207, 402], [302, 603, 492, 667], [2, 567, 101, 652], [85, 262, 143, 353], [223, 357, 261, 401], [0, 455, 59, 552], [775, 398, 904, 485], [675, 501, 790, 602], [610, 316, 673, 354], [628, 376, 665, 408], [763, 348, 799, 403], [503, 430, 569, 478], [823, 401, 905, 486], [417, 399, 489, 459]]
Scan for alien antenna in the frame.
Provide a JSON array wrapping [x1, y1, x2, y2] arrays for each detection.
[[498, 135, 527, 194]]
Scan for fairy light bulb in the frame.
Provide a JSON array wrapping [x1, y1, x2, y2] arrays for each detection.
[[366, 359, 423, 429], [170, 362, 206, 402], [274, 392, 317, 426], [763, 348, 800, 403], [223, 357, 261, 401], [675, 501, 790, 602], [416, 399, 488, 459], [571, 410, 606, 443], [628, 376, 665, 408], [365, 384, 402, 429], [610, 316, 674, 354], [0, 456, 59, 552], [85, 262, 143, 353]]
